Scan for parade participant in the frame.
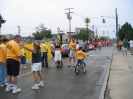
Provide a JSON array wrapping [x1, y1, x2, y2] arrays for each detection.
[[67, 38, 77, 67], [75, 47, 87, 72], [6, 35, 22, 94], [20, 46, 27, 68], [122, 39, 128, 55], [40, 40, 48, 68], [20, 42, 44, 90], [0, 38, 9, 87], [54, 39, 62, 68], [129, 39, 133, 55]]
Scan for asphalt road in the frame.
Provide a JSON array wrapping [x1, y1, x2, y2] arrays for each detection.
[[0, 45, 114, 99]]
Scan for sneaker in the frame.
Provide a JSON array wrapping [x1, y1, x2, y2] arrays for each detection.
[[38, 83, 44, 87], [83, 70, 87, 73], [67, 65, 71, 67], [0, 83, 6, 87], [31, 85, 39, 90], [12, 87, 21, 94], [6, 85, 13, 92], [23, 66, 27, 68]]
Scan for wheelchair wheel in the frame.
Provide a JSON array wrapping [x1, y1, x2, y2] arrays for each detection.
[[75, 65, 80, 75]]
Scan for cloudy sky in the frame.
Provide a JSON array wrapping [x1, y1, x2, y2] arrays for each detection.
[[0, 0, 133, 38]]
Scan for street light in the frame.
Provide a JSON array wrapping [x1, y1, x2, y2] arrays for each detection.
[[84, 17, 90, 44]]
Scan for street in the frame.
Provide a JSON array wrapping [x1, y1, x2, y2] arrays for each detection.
[[0, 46, 114, 99]]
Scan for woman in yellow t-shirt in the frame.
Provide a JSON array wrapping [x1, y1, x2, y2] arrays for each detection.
[[20, 46, 27, 68]]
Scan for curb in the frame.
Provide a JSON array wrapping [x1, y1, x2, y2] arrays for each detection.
[[98, 46, 114, 99]]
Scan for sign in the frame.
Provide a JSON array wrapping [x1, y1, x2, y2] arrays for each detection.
[[58, 29, 65, 33]]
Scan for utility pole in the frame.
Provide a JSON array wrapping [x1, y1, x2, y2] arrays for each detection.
[[115, 8, 119, 45], [92, 25, 95, 38], [18, 26, 20, 35], [65, 8, 74, 42], [96, 28, 98, 38]]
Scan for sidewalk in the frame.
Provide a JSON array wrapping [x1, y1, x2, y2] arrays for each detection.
[[105, 51, 133, 99]]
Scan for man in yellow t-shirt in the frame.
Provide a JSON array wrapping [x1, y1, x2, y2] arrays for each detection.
[[67, 38, 77, 67], [5, 35, 22, 94], [0, 38, 9, 87], [40, 40, 48, 68]]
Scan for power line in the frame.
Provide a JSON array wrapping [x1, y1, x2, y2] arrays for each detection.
[[0, 0, 68, 25]]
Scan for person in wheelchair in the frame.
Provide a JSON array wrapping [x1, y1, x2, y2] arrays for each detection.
[[75, 47, 87, 72]]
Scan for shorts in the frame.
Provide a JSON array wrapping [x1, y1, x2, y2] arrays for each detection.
[[6, 59, 20, 76], [70, 50, 75, 57], [31, 62, 41, 72], [77, 59, 84, 65], [122, 47, 127, 51], [20, 56, 26, 64]]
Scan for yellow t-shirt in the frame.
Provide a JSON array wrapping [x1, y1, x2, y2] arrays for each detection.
[[40, 43, 48, 52], [69, 42, 77, 50], [75, 50, 86, 60], [6, 40, 21, 61], [0, 44, 6, 63], [21, 48, 25, 56]]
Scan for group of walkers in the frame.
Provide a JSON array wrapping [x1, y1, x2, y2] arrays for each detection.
[[0, 35, 50, 94], [118, 39, 133, 55], [0, 36, 105, 94]]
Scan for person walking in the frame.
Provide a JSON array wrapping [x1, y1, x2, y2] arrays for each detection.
[[20, 42, 44, 90], [0, 38, 9, 87], [20, 46, 27, 68], [5, 35, 22, 94], [122, 39, 128, 55], [67, 38, 77, 67], [54, 39, 62, 68], [129, 39, 133, 55], [40, 40, 48, 68]]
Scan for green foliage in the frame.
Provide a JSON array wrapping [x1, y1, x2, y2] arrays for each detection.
[[78, 29, 90, 42], [0, 14, 6, 27], [32, 23, 52, 40], [119, 22, 133, 40], [71, 34, 78, 39]]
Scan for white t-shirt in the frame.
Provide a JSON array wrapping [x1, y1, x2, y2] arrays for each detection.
[[76, 44, 79, 50], [129, 40, 133, 47]]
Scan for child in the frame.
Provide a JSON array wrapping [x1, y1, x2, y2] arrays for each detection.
[[20, 46, 27, 68], [20, 42, 44, 90], [75, 47, 87, 72]]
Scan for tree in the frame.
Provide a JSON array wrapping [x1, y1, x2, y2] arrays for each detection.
[[0, 14, 6, 36], [33, 24, 52, 40], [78, 29, 90, 42], [71, 34, 78, 40], [119, 22, 133, 40]]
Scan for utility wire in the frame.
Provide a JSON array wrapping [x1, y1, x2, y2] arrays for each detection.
[[0, 0, 68, 25]]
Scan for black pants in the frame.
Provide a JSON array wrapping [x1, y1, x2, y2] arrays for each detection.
[[41, 52, 48, 67]]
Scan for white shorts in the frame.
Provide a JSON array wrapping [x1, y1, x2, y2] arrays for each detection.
[[70, 50, 75, 57], [31, 62, 41, 72], [54, 51, 61, 61], [122, 47, 127, 51]]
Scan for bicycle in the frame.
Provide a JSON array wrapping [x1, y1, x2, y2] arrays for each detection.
[[74, 55, 89, 75]]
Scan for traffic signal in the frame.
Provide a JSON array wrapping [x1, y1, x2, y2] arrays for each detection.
[[85, 17, 90, 23], [103, 18, 106, 23], [67, 13, 70, 19]]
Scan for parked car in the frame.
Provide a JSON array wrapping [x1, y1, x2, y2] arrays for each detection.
[[51, 44, 70, 57], [79, 43, 89, 52], [89, 44, 95, 50]]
